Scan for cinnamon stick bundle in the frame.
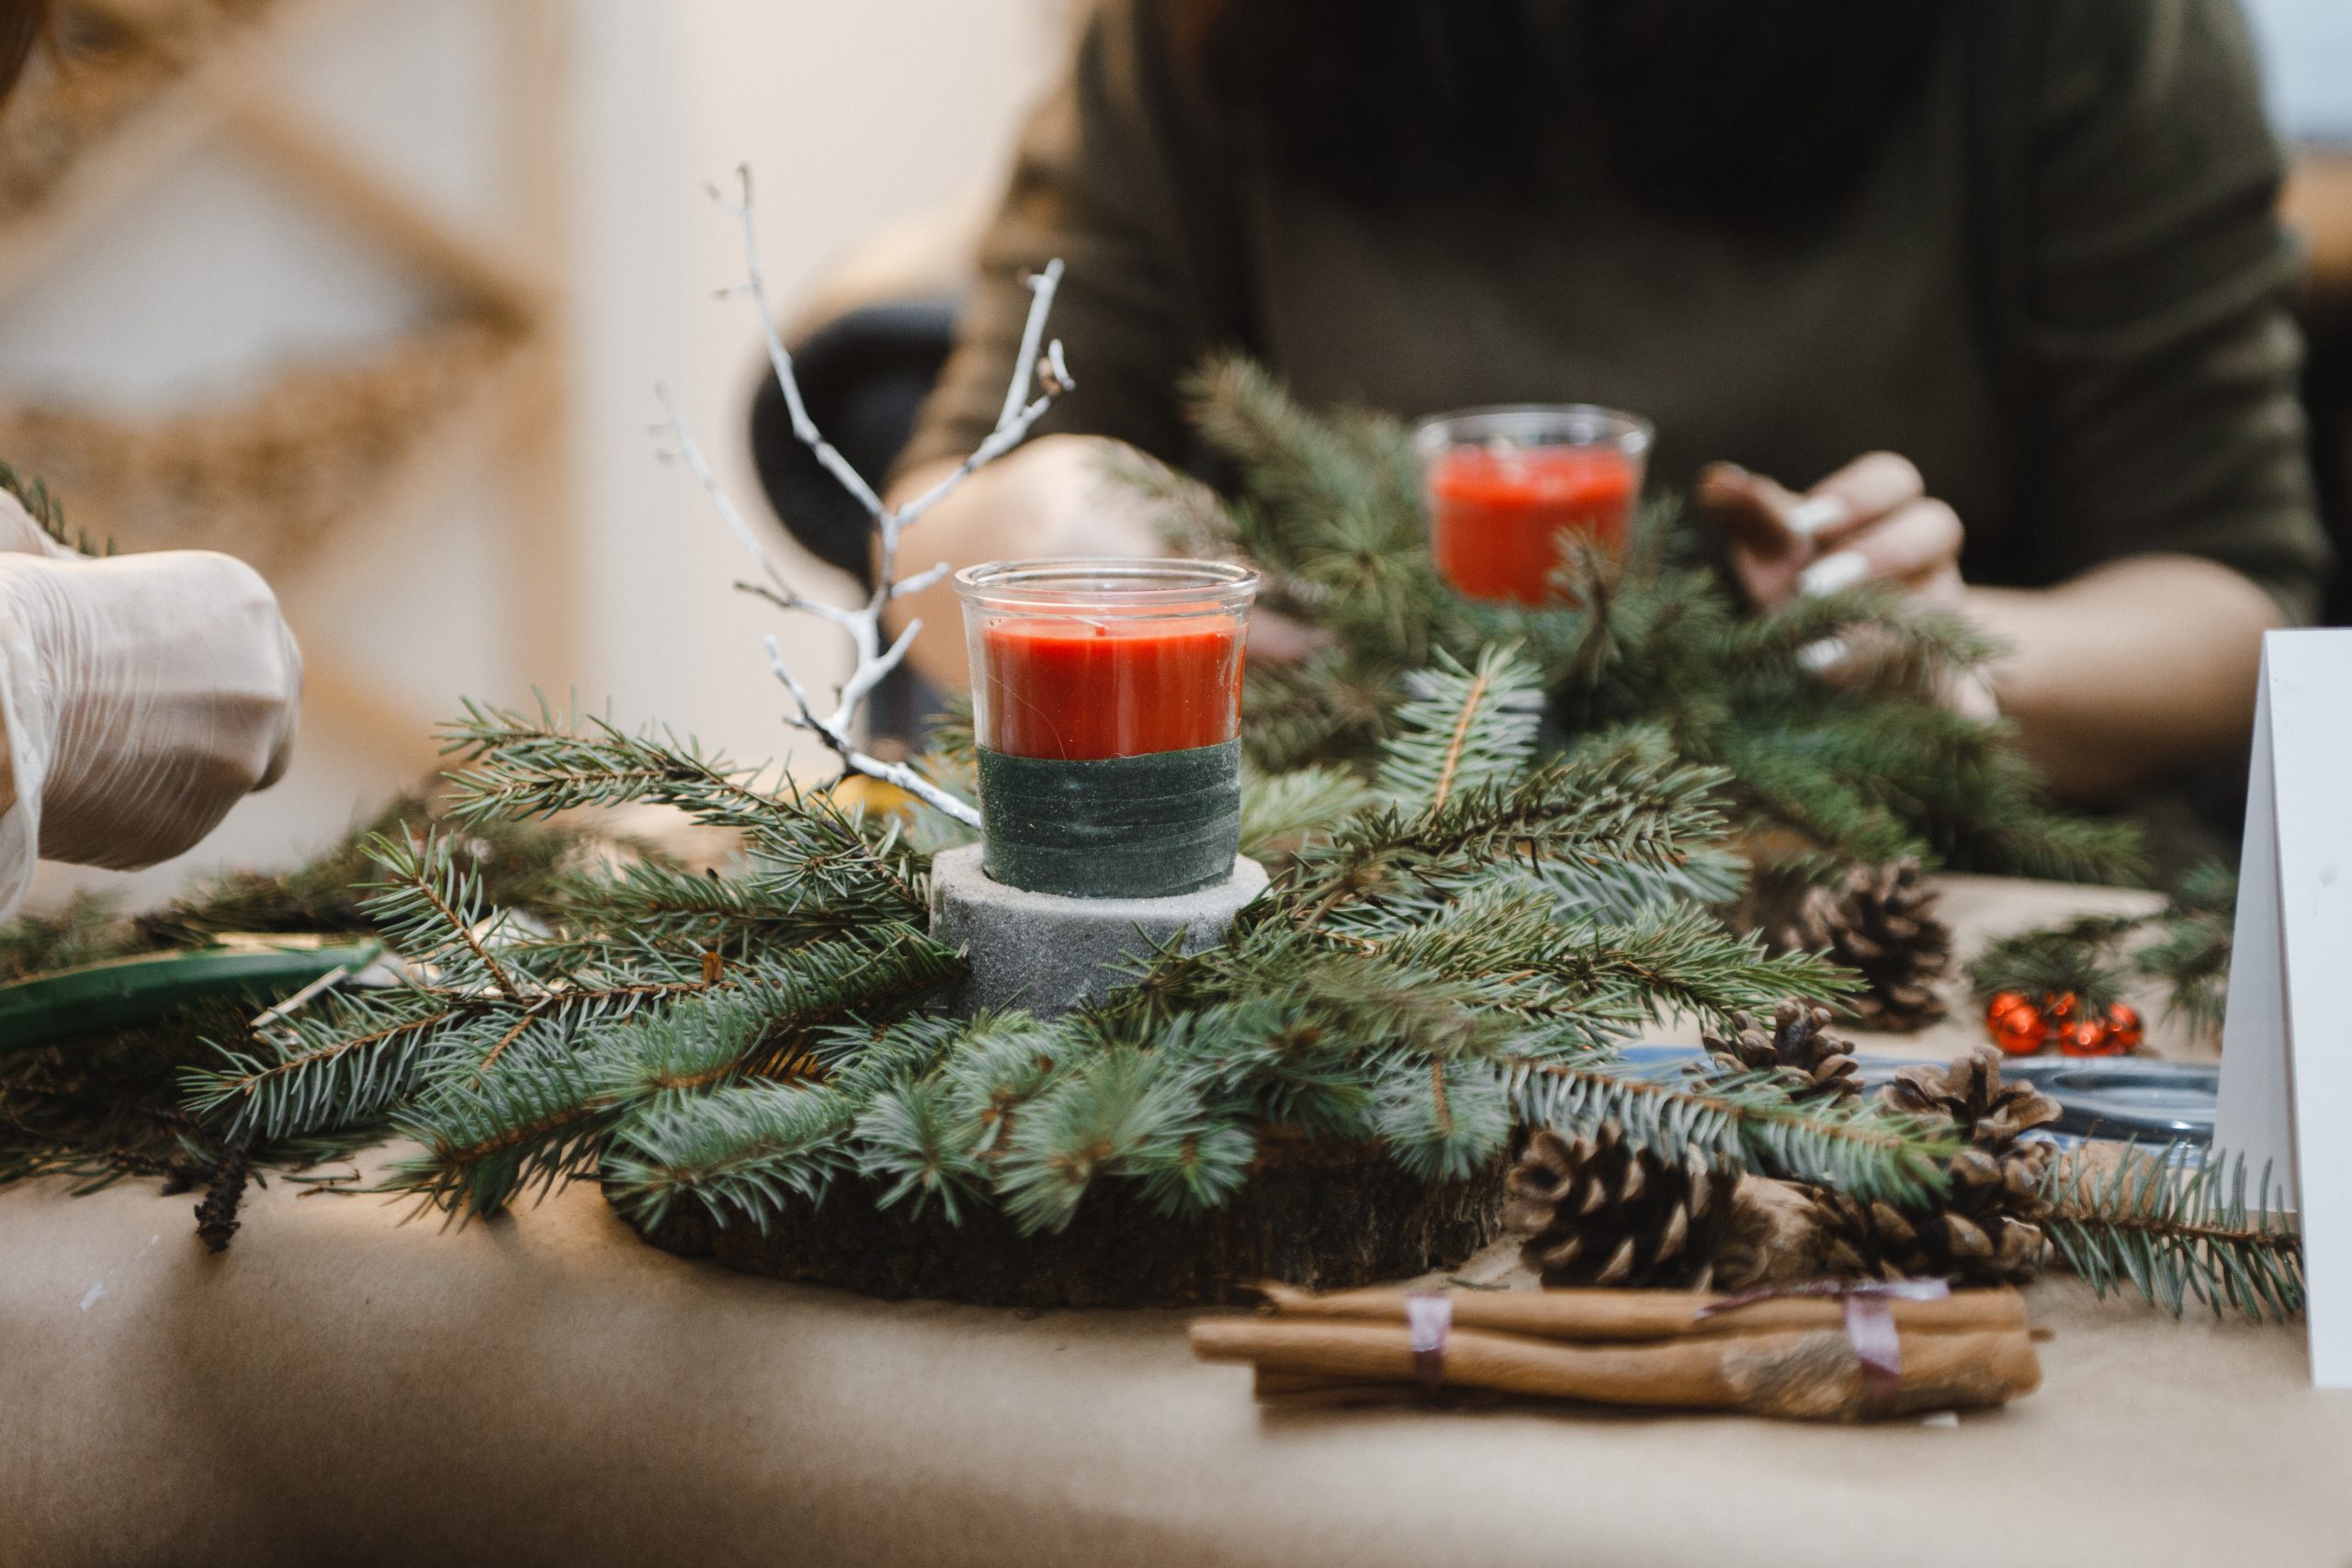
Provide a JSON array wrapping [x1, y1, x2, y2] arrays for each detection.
[[1251, 1281, 2028, 1342], [1190, 1316, 2040, 1422], [1191, 1284, 2041, 1422]]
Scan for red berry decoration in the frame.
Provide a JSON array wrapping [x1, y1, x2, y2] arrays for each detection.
[[1984, 990, 2049, 1056], [2101, 1000, 2144, 1055], [2058, 1016, 2114, 1057]]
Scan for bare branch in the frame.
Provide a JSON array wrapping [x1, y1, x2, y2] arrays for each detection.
[[997, 259, 1064, 427], [762, 637, 982, 828], [843, 746, 983, 829], [714, 166, 887, 518], [733, 580, 859, 628], [836, 616, 921, 721], [887, 270, 1076, 541], [889, 561, 954, 599], [664, 167, 1076, 831], [657, 384, 797, 602]]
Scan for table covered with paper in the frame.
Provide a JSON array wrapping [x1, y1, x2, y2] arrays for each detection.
[[4, 877, 2348, 1568]]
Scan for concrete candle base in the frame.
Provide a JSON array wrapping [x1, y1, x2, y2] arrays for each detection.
[[928, 843, 1269, 1017]]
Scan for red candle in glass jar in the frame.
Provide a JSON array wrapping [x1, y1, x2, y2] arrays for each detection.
[[957, 559, 1257, 762], [978, 614, 1244, 761], [1416, 405, 1653, 605]]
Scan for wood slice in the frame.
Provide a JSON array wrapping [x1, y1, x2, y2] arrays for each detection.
[[614, 1136, 1507, 1309]]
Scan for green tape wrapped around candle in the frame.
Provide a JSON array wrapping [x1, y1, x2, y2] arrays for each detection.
[[977, 740, 1242, 899]]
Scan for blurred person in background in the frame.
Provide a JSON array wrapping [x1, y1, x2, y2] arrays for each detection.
[[886, 0, 2330, 815], [0, 0, 303, 919]]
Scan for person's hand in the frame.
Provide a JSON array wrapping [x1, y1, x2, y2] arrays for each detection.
[[1696, 452, 1965, 613], [0, 542, 301, 908], [1697, 452, 1993, 718]]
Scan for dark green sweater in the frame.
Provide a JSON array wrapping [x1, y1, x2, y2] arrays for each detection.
[[906, 0, 2330, 622]]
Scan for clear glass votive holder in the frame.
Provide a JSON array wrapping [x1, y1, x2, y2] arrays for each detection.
[[954, 558, 1257, 899], [1414, 405, 1654, 605]]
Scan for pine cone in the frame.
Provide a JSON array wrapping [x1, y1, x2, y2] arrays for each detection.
[[1809, 1048, 2060, 1286], [1780, 859, 1952, 1032], [1702, 999, 1860, 1101], [1505, 1123, 1735, 1289]]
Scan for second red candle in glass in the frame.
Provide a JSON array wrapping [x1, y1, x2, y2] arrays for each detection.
[[1416, 405, 1652, 605]]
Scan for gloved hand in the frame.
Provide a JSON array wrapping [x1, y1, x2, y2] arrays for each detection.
[[0, 497, 302, 916]]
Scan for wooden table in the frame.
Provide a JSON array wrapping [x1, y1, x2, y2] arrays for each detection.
[[4, 878, 2343, 1568]]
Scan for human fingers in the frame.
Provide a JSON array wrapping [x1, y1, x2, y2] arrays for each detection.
[[1247, 606, 1330, 664], [1693, 461, 1808, 558], [1799, 452, 1926, 547], [1797, 497, 1962, 597]]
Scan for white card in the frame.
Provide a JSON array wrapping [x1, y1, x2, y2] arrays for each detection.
[[2215, 629, 2352, 1386]]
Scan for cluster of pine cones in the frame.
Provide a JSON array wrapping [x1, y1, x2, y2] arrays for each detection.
[[1505, 1001, 2062, 1292]]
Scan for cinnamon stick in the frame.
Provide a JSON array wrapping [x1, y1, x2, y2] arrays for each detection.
[[1192, 1318, 2041, 1421], [1253, 1281, 2027, 1342]]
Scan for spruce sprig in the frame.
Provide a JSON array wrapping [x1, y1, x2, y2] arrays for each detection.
[[439, 698, 801, 829], [1376, 643, 1545, 812], [2042, 1145, 2303, 1321], [1506, 1047, 1957, 1206]]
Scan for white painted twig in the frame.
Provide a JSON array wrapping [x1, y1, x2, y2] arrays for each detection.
[[658, 164, 1070, 828], [764, 638, 982, 827]]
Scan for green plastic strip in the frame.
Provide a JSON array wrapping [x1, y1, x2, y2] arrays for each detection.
[[0, 941, 384, 1053], [977, 739, 1242, 899]]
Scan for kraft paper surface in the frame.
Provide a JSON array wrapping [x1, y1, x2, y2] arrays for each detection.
[[5, 878, 2343, 1568]]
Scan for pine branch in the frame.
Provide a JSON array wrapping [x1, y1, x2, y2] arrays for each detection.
[[2134, 878, 2233, 1040], [362, 831, 523, 999], [1967, 912, 2145, 1012], [440, 698, 796, 829], [2041, 1145, 2303, 1322], [133, 794, 584, 949], [1964, 863, 2233, 1038], [994, 1047, 1234, 1233], [184, 988, 466, 1142], [1372, 1056, 1512, 1180], [1376, 644, 1544, 812], [387, 1021, 623, 1218], [1236, 653, 1396, 773], [1238, 763, 1375, 864], [851, 1076, 993, 1221], [1498, 844, 1749, 926], [388, 933, 962, 1217], [1275, 751, 1730, 929], [1506, 1047, 1956, 1205], [0, 891, 128, 983], [605, 1078, 857, 1231]]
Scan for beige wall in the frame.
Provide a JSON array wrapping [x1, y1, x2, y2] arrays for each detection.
[[13, 0, 1064, 910]]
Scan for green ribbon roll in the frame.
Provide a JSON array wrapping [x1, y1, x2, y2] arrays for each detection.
[[976, 739, 1242, 899]]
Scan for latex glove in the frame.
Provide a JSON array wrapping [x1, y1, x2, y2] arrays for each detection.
[[0, 537, 302, 918], [0, 488, 76, 559]]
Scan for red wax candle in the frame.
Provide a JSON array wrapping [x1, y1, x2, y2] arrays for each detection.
[[1427, 444, 1638, 605], [978, 615, 1243, 761]]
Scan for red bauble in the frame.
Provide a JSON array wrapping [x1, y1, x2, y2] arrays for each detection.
[[2102, 1000, 2145, 1055], [1984, 991, 2049, 1056], [2041, 990, 2080, 1024], [2058, 1017, 2114, 1057]]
